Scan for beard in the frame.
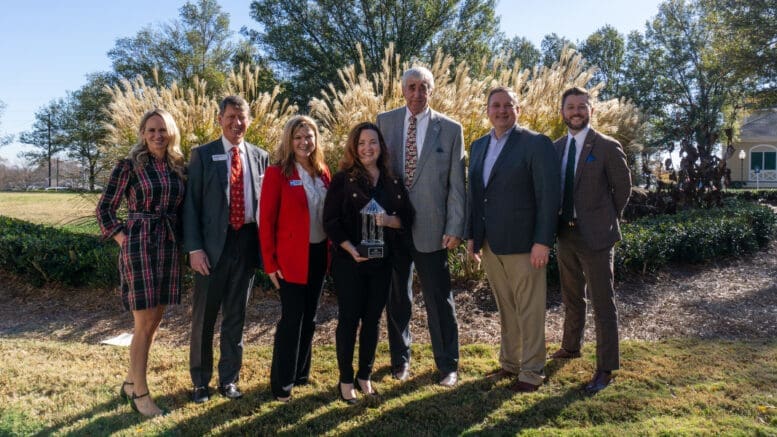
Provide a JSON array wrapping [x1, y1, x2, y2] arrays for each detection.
[[563, 114, 589, 131]]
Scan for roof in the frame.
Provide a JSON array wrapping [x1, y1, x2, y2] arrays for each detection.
[[740, 108, 777, 141]]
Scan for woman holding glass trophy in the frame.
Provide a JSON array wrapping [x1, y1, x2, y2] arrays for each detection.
[[323, 122, 414, 403]]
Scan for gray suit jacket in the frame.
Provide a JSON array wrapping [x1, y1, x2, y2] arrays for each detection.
[[467, 126, 560, 254], [376, 106, 466, 253], [183, 138, 269, 266], [554, 128, 631, 251]]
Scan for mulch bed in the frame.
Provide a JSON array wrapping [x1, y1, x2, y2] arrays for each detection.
[[1, 240, 775, 348]]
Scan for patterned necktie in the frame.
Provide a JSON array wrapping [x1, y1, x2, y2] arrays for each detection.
[[562, 138, 576, 222], [229, 147, 245, 230], [405, 114, 418, 188]]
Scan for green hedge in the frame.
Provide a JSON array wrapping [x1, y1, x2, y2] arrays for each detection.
[[616, 199, 776, 275], [1, 199, 775, 287], [0, 216, 118, 287]]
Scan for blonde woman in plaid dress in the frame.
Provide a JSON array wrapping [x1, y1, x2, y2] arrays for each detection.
[[96, 108, 185, 417]]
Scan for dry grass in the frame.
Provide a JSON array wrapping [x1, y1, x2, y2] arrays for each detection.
[[0, 192, 98, 227], [0, 338, 774, 435]]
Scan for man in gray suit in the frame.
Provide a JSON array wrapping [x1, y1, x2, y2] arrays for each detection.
[[376, 66, 466, 387], [550, 87, 631, 394], [183, 95, 269, 403], [466, 86, 560, 392]]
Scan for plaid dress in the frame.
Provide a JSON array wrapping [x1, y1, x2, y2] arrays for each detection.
[[96, 157, 185, 311]]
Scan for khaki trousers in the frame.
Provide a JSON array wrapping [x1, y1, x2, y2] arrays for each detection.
[[482, 241, 546, 385]]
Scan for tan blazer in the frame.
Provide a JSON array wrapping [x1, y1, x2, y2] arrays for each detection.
[[554, 128, 631, 250]]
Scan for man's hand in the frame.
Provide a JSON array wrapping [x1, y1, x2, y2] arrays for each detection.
[[466, 240, 481, 264], [442, 235, 461, 250], [189, 250, 211, 276], [530, 243, 551, 269], [113, 232, 127, 247]]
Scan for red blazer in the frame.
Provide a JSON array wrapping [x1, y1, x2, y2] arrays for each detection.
[[260, 164, 331, 284]]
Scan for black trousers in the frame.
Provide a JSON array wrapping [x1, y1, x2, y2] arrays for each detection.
[[190, 223, 257, 388], [270, 241, 327, 398], [332, 254, 392, 383]]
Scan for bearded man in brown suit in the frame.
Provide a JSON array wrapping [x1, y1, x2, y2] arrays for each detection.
[[551, 87, 631, 394]]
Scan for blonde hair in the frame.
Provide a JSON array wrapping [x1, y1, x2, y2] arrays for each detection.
[[275, 115, 326, 178], [128, 108, 185, 179]]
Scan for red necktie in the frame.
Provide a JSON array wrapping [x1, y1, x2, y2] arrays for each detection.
[[229, 147, 245, 230], [405, 114, 418, 188]]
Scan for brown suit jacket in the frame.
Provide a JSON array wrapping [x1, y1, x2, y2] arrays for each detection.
[[554, 128, 631, 251]]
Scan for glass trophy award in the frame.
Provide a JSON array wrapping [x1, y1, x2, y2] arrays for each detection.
[[357, 198, 386, 258]]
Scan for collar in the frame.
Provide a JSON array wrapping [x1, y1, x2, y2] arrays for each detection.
[[221, 135, 245, 155], [567, 126, 590, 146], [405, 106, 431, 122], [490, 124, 517, 141]]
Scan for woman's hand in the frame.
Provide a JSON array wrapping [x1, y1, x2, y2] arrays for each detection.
[[341, 241, 369, 263], [376, 213, 401, 229], [113, 232, 127, 247], [268, 270, 284, 289]]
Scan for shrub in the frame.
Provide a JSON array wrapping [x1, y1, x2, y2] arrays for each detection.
[[0, 216, 118, 287]]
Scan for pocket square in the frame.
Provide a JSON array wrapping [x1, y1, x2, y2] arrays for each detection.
[[586, 154, 596, 162]]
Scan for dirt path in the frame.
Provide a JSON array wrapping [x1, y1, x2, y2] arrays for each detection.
[[1, 240, 775, 348]]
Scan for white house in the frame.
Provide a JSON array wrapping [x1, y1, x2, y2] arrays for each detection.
[[727, 108, 777, 188]]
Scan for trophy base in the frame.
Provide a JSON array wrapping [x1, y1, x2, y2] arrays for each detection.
[[357, 243, 384, 259]]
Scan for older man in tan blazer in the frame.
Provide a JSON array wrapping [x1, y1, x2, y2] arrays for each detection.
[[551, 87, 631, 394]]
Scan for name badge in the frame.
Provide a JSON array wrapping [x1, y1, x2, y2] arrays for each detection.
[[290, 180, 303, 187], [212, 154, 228, 161]]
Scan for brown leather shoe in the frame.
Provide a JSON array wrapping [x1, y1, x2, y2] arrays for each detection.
[[509, 380, 539, 392], [585, 370, 613, 394], [485, 368, 515, 380], [551, 348, 581, 359]]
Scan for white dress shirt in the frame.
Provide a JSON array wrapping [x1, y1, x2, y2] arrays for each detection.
[[402, 106, 431, 164]]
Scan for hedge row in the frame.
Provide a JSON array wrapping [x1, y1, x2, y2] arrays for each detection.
[[1, 199, 775, 287], [0, 216, 118, 287]]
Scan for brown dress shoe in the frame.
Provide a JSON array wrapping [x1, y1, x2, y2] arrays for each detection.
[[485, 368, 515, 380], [509, 380, 539, 392], [551, 348, 581, 359], [585, 370, 613, 394]]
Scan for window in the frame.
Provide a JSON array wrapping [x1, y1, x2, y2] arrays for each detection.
[[751, 151, 776, 170]]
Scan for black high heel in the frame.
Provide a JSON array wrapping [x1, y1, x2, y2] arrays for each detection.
[[119, 381, 133, 401], [129, 392, 168, 417], [338, 383, 358, 404], [355, 378, 378, 397]]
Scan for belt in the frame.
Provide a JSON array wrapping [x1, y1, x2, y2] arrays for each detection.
[[127, 211, 177, 243]]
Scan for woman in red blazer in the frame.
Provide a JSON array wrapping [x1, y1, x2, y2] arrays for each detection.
[[260, 115, 331, 402]]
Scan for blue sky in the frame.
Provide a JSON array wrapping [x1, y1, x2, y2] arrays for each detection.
[[0, 0, 662, 165]]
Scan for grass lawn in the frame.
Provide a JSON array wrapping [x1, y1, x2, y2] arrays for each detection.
[[0, 339, 774, 436], [0, 192, 100, 234]]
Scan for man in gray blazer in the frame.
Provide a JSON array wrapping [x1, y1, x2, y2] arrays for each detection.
[[466, 86, 560, 392], [183, 95, 269, 403], [376, 66, 466, 387], [550, 87, 631, 394]]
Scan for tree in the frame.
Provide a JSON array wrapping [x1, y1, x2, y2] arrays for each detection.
[[430, 0, 503, 73], [19, 100, 68, 188], [0, 100, 14, 146], [108, 0, 236, 93], [540, 33, 575, 67], [61, 73, 112, 191], [499, 36, 541, 70], [703, 0, 777, 106], [245, 0, 501, 104], [579, 25, 625, 99], [622, 0, 739, 206]]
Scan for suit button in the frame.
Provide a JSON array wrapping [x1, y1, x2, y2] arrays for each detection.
[[352, 193, 357, 197], [484, 198, 488, 203]]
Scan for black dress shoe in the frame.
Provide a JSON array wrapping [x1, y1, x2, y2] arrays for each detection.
[[585, 370, 613, 394], [192, 386, 210, 403], [218, 383, 243, 400], [551, 348, 581, 359], [392, 364, 410, 381]]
